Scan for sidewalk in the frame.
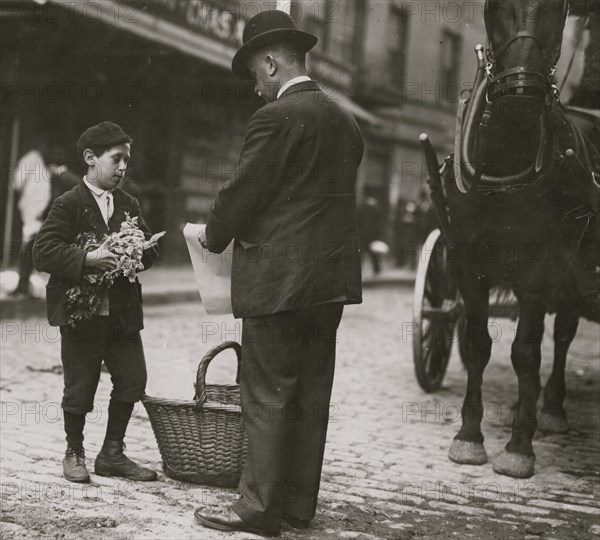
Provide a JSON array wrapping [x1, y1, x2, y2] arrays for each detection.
[[0, 263, 416, 320], [2, 288, 599, 539]]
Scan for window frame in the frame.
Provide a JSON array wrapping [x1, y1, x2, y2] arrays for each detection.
[[385, 4, 410, 89]]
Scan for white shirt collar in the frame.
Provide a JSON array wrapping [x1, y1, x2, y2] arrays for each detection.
[[277, 76, 312, 100], [83, 176, 110, 197]]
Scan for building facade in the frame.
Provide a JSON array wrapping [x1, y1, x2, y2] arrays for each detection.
[[266, 0, 486, 247], [1, 0, 259, 262], [352, 0, 486, 244], [7, 1, 588, 263], [1, 0, 377, 263]]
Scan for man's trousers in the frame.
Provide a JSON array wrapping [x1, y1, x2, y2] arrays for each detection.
[[232, 303, 344, 530]]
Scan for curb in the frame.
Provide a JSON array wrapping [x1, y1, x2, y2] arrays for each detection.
[[363, 275, 415, 288], [1, 298, 47, 321], [0, 275, 415, 320]]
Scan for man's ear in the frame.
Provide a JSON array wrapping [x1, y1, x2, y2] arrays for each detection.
[[265, 53, 277, 76], [83, 149, 96, 166]]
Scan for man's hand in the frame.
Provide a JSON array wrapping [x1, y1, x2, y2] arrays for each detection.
[[84, 239, 118, 271], [198, 227, 208, 249]]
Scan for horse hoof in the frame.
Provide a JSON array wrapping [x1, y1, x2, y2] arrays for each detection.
[[493, 450, 535, 478], [448, 440, 488, 465], [538, 411, 569, 434]]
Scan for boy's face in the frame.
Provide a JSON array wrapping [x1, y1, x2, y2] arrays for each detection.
[[85, 143, 131, 191]]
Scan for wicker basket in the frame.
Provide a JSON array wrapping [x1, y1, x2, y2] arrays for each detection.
[[142, 341, 247, 487]]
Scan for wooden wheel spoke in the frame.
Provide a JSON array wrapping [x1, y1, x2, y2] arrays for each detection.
[[413, 230, 457, 392], [422, 321, 451, 379]]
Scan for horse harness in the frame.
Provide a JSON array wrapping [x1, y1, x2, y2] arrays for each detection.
[[444, 0, 599, 312], [453, 0, 599, 197]]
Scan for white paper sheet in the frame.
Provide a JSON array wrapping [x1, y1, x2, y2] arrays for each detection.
[[183, 223, 233, 315], [145, 353, 196, 400]]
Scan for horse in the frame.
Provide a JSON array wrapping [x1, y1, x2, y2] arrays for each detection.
[[421, 0, 599, 479]]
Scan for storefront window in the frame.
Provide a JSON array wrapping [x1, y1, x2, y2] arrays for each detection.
[[304, 14, 327, 53], [327, 0, 356, 64], [440, 28, 463, 90], [386, 5, 410, 88], [364, 150, 390, 213], [303, 0, 358, 65]]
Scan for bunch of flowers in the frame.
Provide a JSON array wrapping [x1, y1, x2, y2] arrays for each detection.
[[65, 213, 165, 327]]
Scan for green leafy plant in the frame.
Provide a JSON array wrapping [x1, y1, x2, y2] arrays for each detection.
[[64, 213, 165, 327]]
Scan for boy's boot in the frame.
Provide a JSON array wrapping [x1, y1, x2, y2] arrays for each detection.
[[63, 443, 90, 483], [94, 399, 157, 481], [94, 441, 157, 481], [63, 411, 89, 482]]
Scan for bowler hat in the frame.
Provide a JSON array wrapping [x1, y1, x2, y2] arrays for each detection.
[[76, 121, 132, 157], [232, 10, 317, 80]]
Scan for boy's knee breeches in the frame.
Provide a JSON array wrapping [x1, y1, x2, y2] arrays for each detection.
[[60, 317, 147, 414]]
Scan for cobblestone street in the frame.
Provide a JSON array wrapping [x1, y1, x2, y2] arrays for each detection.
[[1, 286, 599, 539]]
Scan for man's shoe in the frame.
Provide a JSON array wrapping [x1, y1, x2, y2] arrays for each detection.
[[63, 444, 90, 483], [94, 441, 157, 481], [194, 506, 279, 537], [282, 513, 311, 529]]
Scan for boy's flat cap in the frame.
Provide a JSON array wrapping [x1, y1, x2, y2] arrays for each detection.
[[76, 121, 132, 156]]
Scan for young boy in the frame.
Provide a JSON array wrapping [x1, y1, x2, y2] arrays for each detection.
[[34, 121, 158, 483]]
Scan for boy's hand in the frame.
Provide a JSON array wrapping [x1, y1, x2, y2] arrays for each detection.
[[84, 239, 118, 271]]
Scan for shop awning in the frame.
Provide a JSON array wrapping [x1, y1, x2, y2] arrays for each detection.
[[320, 85, 383, 126], [566, 106, 600, 119], [24, 0, 382, 126], [48, 0, 235, 70]]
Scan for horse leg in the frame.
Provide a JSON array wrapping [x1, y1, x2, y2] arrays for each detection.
[[494, 297, 545, 478], [449, 280, 491, 465], [538, 307, 578, 433]]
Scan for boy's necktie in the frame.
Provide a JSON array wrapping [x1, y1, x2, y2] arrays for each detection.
[[105, 192, 113, 225]]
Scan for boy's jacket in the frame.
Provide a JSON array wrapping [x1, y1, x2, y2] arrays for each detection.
[[34, 181, 158, 332]]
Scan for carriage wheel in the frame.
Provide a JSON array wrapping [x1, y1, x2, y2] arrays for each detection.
[[412, 229, 462, 392]]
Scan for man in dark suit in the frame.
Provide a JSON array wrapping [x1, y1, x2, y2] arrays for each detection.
[[34, 122, 158, 484], [194, 10, 364, 537]]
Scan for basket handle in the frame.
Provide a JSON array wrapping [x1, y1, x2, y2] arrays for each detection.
[[194, 341, 242, 404]]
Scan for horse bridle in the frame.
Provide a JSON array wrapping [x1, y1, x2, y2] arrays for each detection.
[[453, 0, 572, 194], [485, 0, 569, 104]]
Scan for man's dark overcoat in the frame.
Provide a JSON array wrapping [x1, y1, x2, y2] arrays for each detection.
[[205, 80, 365, 528], [206, 81, 364, 316]]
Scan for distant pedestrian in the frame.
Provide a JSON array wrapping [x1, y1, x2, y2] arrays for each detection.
[[358, 196, 384, 275], [34, 121, 159, 484], [48, 143, 80, 201], [10, 139, 52, 296], [394, 196, 419, 268]]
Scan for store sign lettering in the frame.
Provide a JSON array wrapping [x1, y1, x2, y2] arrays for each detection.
[[119, 0, 246, 45], [185, 1, 244, 43]]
